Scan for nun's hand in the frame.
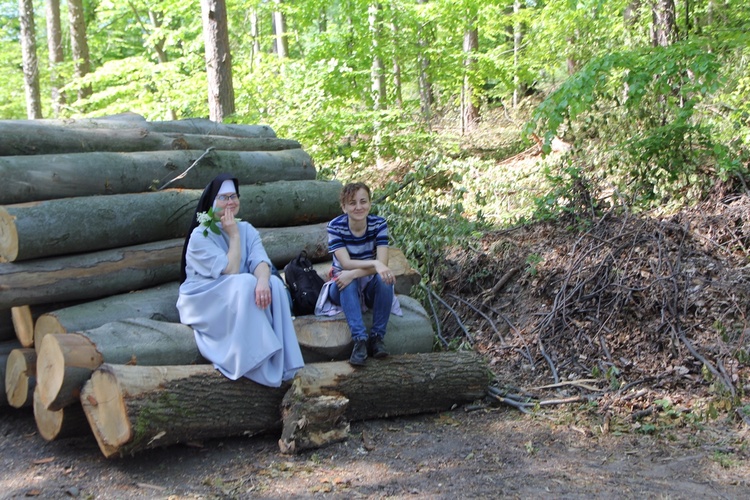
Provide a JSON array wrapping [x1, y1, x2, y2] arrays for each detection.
[[255, 278, 272, 309], [221, 210, 239, 238]]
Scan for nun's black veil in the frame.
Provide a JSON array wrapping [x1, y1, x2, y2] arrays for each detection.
[[180, 173, 240, 283]]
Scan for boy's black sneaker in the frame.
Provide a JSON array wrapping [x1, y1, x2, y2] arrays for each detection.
[[369, 337, 389, 359], [349, 339, 368, 366]]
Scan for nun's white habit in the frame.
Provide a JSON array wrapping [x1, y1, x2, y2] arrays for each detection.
[[177, 175, 303, 387]]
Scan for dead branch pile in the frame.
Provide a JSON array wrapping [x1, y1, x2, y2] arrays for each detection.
[[435, 193, 750, 411]]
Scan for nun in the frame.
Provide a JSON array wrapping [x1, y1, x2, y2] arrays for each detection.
[[177, 173, 304, 387]]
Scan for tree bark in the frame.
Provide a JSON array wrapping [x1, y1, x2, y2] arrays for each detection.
[[0, 148, 315, 204], [462, 22, 480, 133], [273, 2, 289, 58], [33, 387, 91, 441], [33, 283, 182, 349], [45, 0, 66, 117], [37, 318, 204, 411], [0, 180, 342, 262], [81, 352, 487, 458], [0, 224, 329, 309], [19, 0, 42, 119], [11, 116, 276, 138], [67, 0, 92, 100], [4, 347, 36, 408], [80, 364, 287, 458], [200, 0, 235, 121], [0, 121, 298, 156]]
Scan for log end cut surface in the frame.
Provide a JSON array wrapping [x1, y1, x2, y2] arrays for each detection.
[[80, 367, 131, 458], [0, 206, 18, 262], [5, 348, 36, 408]]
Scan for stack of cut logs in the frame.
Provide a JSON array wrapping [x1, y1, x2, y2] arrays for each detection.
[[0, 114, 488, 458]]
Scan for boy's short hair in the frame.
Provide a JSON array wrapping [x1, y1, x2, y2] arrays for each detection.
[[340, 182, 371, 206]]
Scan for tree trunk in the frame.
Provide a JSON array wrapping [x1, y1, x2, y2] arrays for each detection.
[[4, 347, 36, 408], [37, 318, 204, 411], [81, 352, 487, 458], [0, 180, 341, 262], [200, 0, 235, 122], [33, 283, 182, 349], [0, 224, 329, 309], [0, 148, 315, 204], [33, 387, 91, 441], [462, 23, 480, 133], [19, 0, 42, 119], [67, 0, 92, 100], [273, 2, 289, 59], [652, 0, 677, 46], [45, 0, 66, 117], [0, 121, 298, 156], [80, 364, 287, 458], [417, 0, 434, 123]]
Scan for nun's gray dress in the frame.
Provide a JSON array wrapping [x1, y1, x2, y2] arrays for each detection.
[[177, 221, 304, 387]]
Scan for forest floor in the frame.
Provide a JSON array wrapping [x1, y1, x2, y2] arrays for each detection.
[[2, 187, 750, 499]]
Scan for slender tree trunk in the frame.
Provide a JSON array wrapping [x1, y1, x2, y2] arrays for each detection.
[[200, 0, 236, 122], [250, 10, 261, 67], [417, 0, 434, 124], [369, 3, 386, 110], [273, 1, 289, 59], [652, 0, 677, 46], [390, 3, 403, 108], [67, 0, 92, 100], [512, 0, 521, 108], [462, 18, 480, 133], [45, 0, 65, 117], [19, 0, 42, 119]]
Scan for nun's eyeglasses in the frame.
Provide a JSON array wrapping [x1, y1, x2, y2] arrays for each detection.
[[217, 194, 239, 202]]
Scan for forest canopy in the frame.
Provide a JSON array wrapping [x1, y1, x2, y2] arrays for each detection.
[[2, 0, 749, 230]]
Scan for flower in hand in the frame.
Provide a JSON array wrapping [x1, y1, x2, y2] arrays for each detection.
[[197, 208, 241, 237]]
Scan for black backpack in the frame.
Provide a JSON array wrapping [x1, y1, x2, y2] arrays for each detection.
[[283, 251, 325, 316]]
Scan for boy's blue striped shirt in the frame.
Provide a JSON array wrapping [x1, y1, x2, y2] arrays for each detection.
[[327, 214, 389, 271]]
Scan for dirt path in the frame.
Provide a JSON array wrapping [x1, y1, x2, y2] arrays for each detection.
[[2, 404, 749, 499]]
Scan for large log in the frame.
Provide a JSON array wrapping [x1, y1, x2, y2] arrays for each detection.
[[294, 295, 434, 362], [33, 283, 182, 349], [1, 116, 277, 139], [0, 180, 342, 262], [80, 352, 487, 458], [37, 318, 204, 411], [80, 364, 287, 458], [33, 387, 91, 441], [0, 149, 315, 204], [4, 347, 36, 408], [0, 223, 328, 309], [0, 121, 301, 156]]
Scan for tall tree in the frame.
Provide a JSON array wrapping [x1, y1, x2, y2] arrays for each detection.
[[462, 11, 479, 132], [45, 0, 64, 117], [68, 0, 92, 100], [273, 1, 289, 58], [652, 0, 677, 46], [19, 0, 41, 118], [417, 0, 434, 123], [200, 0, 235, 122], [369, 2, 386, 110]]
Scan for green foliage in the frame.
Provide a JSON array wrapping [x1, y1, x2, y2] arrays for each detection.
[[526, 37, 746, 212], [372, 154, 488, 287]]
